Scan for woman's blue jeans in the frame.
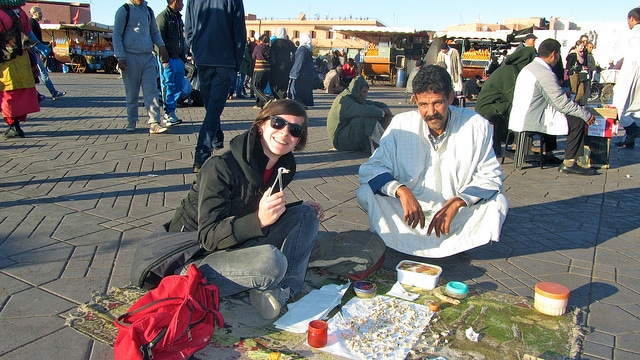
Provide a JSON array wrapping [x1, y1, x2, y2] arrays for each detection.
[[194, 203, 319, 298]]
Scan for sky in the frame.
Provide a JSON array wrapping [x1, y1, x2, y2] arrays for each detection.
[[79, 0, 634, 30]]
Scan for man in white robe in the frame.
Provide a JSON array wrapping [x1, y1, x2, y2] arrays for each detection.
[[356, 65, 509, 258]]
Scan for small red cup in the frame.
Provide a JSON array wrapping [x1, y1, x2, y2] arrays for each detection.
[[308, 319, 328, 348]]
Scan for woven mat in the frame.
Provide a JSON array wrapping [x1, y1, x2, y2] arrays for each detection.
[[64, 269, 583, 360]]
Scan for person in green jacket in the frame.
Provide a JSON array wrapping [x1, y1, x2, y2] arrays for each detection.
[[475, 46, 536, 155], [327, 76, 393, 154]]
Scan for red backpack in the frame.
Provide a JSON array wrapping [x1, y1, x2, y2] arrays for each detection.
[[114, 264, 224, 360]]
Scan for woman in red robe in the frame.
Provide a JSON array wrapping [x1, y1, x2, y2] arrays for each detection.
[[0, 0, 40, 138]]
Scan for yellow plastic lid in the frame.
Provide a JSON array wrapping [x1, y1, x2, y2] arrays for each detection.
[[535, 282, 570, 300]]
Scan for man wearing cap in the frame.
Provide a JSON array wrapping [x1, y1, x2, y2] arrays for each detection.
[[436, 41, 462, 93], [405, 59, 424, 96]]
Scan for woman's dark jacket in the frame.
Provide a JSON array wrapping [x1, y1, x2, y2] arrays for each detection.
[[565, 51, 584, 76], [169, 127, 296, 251]]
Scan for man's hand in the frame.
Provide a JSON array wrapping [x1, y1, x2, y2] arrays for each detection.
[[117, 59, 127, 71], [258, 188, 286, 228], [585, 114, 596, 126], [159, 46, 170, 64], [427, 197, 466, 237], [396, 185, 425, 229]]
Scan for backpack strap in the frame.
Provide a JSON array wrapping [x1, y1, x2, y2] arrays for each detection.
[[1, 9, 24, 62], [122, 3, 155, 38]]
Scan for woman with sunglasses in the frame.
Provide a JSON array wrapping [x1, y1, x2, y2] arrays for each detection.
[[168, 99, 324, 320]]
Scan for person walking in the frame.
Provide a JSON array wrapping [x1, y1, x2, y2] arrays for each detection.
[[1, 0, 40, 139], [113, 0, 168, 134], [289, 33, 315, 107], [28, 6, 65, 100], [251, 33, 271, 109], [269, 27, 296, 100], [185, 0, 246, 172], [611, 7, 640, 149], [156, 0, 186, 127]]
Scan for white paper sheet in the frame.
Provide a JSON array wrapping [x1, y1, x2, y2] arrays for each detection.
[[274, 282, 350, 333], [318, 295, 433, 360]]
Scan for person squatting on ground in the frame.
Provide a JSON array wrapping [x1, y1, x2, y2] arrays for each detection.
[[156, 0, 186, 127], [113, 0, 168, 134], [357, 65, 509, 258], [509, 38, 597, 176], [0, 0, 40, 139], [28, 6, 65, 101], [610, 7, 640, 149], [185, 0, 246, 172], [327, 76, 393, 154], [167, 100, 324, 320], [269, 27, 296, 100]]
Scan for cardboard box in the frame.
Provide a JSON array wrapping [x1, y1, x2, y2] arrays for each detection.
[[587, 108, 618, 138], [580, 137, 611, 169]]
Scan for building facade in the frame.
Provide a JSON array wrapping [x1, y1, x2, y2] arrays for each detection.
[[21, 0, 91, 26], [245, 13, 384, 55]]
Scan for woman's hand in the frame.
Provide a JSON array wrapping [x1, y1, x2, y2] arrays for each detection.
[[305, 201, 325, 220], [258, 188, 286, 228]]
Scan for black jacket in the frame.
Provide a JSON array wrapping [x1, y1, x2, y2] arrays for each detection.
[[156, 6, 186, 60], [169, 128, 296, 251]]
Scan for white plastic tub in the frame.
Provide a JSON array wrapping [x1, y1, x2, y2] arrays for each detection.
[[396, 260, 442, 290], [534, 282, 570, 316]]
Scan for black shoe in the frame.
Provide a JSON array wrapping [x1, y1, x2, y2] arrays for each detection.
[[615, 137, 636, 149], [558, 163, 597, 176], [543, 154, 564, 165]]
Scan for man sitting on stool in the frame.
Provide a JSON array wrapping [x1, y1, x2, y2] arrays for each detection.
[[510, 39, 597, 176]]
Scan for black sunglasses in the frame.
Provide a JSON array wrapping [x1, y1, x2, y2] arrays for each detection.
[[269, 115, 305, 138]]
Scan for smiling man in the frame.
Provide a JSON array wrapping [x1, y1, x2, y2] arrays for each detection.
[[356, 65, 509, 258]]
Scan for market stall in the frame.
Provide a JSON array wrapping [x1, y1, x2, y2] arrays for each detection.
[[435, 30, 511, 80], [41, 22, 118, 74], [331, 26, 433, 85]]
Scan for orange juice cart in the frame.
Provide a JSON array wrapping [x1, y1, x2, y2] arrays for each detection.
[[40, 23, 118, 74], [331, 26, 432, 86]]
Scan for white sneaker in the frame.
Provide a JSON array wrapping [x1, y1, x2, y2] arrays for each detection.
[[163, 112, 183, 126], [149, 123, 168, 134], [249, 287, 290, 320]]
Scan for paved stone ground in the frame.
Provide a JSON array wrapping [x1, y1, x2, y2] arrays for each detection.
[[1, 72, 639, 360]]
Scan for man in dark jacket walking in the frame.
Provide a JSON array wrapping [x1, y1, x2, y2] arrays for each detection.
[[157, 0, 187, 126], [185, 0, 246, 172]]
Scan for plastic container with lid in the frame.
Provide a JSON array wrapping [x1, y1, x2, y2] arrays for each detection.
[[396, 260, 442, 290], [534, 282, 570, 316]]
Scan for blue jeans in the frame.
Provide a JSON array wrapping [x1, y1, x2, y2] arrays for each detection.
[[159, 57, 185, 115], [195, 204, 319, 298], [35, 55, 57, 96], [194, 66, 233, 166], [235, 73, 245, 97]]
